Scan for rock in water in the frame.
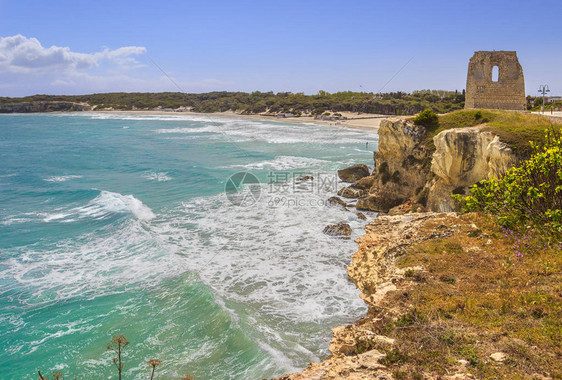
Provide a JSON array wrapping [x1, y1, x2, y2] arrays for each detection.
[[337, 186, 366, 199], [337, 164, 370, 182], [323, 223, 352, 238], [295, 175, 313, 183], [327, 196, 347, 208]]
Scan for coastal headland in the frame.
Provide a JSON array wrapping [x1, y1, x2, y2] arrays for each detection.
[[282, 109, 561, 379]]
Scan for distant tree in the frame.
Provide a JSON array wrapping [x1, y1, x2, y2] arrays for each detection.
[[107, 334, 129, 380], [147, 359, 162, 380]]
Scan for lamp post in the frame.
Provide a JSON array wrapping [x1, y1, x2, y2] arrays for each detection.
[[538, 84, 550, 114]]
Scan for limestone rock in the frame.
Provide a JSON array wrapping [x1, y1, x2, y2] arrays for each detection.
[[355, 196, 382, 212], [490, 352, 507, 362], [428, 126, 518, 211], [357, 349, 386, 370], [356, 193, 403, 213], [431, 127, 517, 186], [337, 186, 366, 199], [327, 196, 347, 209], [338, 164, 370, 182], [356, 212, 367, 221], [371, 119, 432, 207], [354, 175, 376, 190]]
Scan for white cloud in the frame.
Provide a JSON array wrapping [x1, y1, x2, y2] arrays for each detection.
[[0, 35, 235, 96], [0, 34, 146, 74]]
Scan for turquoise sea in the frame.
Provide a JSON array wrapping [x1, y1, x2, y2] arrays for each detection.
[[0, 113, 378, 379]]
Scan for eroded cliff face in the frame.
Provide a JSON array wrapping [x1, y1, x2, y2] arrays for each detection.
[[428, 126, 518, 211], [343, 118, 518, 213], [353, 118, 432, 212]]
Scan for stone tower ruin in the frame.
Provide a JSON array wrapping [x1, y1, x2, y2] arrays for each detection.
[[465, 51, 526, 110]]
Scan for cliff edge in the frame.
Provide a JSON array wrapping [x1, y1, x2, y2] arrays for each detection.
[[279, 110, 560, 379]]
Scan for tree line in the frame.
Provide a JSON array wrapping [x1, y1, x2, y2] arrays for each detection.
[[0, 89, 465, 115]]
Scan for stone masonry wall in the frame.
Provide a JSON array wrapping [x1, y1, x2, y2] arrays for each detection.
[[465, 51, 526, 111]]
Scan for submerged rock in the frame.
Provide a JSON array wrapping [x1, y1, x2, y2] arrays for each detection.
[[323, 222, 352, 238], [337, 164, 370, 182], [327, 196, 347, 209]]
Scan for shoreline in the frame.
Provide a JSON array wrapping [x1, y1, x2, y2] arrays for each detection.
[[89, 110, 397, 131]]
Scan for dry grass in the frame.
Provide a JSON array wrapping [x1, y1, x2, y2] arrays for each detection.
[[361, 213, 561, 379], [416, 109, 561, 157]]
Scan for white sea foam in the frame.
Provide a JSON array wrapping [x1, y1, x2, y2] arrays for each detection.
[[44, 175, 83, 182], [222, 156, 331, 171], [147, 183, 369, 368], [143, 171, 172, 182], [1, 190, 155, 225], [0, 216, 187, 305], [154, 118, 378, 146], [77, 190, 155, 221]]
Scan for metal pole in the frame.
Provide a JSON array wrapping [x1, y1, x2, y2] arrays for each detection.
[[538, 85, 550, 114]]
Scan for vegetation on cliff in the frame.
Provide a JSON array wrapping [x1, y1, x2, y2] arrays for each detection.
[[0, 89, 465, 115], [414, 109, 560, 157], [388, 214, 561, 378], [456, 130, 562, 239]]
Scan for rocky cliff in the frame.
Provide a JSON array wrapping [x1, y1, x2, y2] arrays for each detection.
[[280, 115, 558, 379], [278, 213, 479, 380], [340, 118, 518, 213], [0, 101, 91, 113]]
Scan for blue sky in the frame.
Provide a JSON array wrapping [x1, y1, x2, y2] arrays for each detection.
[[0, 0, 560, 96]]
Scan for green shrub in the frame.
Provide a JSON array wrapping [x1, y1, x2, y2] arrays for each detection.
[[413, 108, 439, 128], [455, 129, 562, 239]]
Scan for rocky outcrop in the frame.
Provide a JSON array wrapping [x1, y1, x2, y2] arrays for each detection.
[[336, 118, 432, 211], [278, 213, 465, 380], [337, 164, 370, 183], [427, 126, 518, 211], [327, 196, 347, 209], [338, 118, 519, 213], [0, 102, 91, 113]]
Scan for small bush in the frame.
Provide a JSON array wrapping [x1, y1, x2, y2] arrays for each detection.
[[413, 108, 439, 128], [380, 349, 410, 366], [455, 129, 562, 239]]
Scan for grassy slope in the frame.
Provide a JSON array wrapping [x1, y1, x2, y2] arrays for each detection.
[[369, 214, 561, 379], [419, 109, 560, 157]]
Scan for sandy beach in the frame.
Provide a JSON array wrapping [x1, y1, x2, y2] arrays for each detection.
[[99, 110, 396, 131]]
